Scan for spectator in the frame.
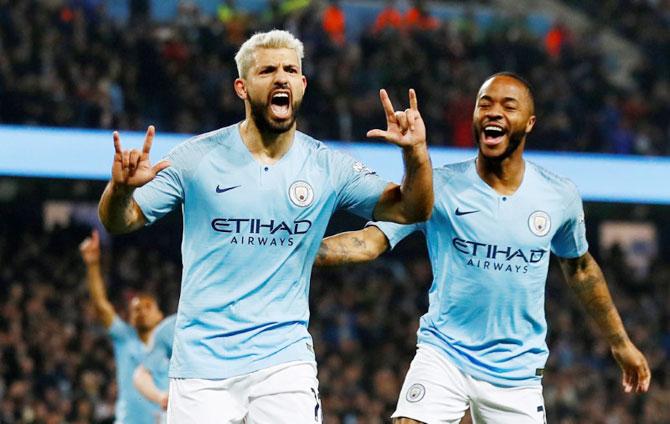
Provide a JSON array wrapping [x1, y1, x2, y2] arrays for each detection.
[[322, 0, 346, 47], [404, 0, 440, 32], [545, 19, 572, 58], [372, 0, 403, 35]]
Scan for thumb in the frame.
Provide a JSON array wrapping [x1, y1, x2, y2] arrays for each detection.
[[152, 160, 171, 175], [367, 129, 397, 141]]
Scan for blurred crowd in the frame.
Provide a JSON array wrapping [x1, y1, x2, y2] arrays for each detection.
[[0, 0, 669, 155], [0, 204, 669, 423]]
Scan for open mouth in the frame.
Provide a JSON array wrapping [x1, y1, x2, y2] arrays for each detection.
[[269, 91, 291, 120], [482, 125, 506, 146]]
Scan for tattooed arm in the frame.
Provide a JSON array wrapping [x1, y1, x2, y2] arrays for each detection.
[[315, 226, 390, 266], [559, 252, 651, 393]]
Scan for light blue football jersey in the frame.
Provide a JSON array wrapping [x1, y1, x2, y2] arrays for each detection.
[[108, 316, 162, 423], [374, 159, 588, 387], [143, 314, 177, 392], [134, 123, 388, 379]]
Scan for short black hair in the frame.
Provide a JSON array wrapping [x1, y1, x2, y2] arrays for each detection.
[[484, 71, 535, 112]]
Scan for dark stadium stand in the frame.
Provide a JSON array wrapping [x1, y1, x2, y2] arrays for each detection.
[[0, 0, 668, 154]]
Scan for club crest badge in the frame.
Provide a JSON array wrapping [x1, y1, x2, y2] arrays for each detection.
[[289, 180, 314, 207], [528, 210, 551, 237], [406, 383, 426, 403]]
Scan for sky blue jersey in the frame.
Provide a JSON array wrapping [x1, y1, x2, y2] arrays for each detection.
[[374, 159, 588, 387], [142, 314, 177, 392], [108, 316, 161, 423], [134, 123, 388, 379]]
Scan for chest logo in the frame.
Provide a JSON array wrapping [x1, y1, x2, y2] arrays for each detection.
[[528, 210, 551, 237], [455, 207, 479, 216], [289, 180, 314, 207], [216, 185, 240, 193]]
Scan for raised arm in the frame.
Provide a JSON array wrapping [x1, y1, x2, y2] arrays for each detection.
[[98, 126, 170, 234], [368, 89, 433, 224], [79, 230, 115, 328], [133, 365, 169, 410], [315, 226, 389, 266], [558, 252, 651, 393]]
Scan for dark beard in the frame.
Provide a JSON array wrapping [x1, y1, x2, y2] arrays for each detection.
[[473, 126, 526, 161], [249, 96, 301, 134]]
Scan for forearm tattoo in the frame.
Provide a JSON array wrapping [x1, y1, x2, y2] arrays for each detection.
[[565, 255, 628, 346]]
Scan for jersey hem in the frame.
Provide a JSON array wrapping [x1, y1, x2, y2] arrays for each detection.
[[417, 340, 544, 388]]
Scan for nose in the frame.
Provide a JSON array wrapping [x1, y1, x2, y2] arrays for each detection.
[[274, 69, 289, 86], [485, 107, 503, 120]]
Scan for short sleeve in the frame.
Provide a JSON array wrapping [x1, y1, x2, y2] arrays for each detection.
[[331, 151, 389, 220], [551, 187, 589, 258], [108, 315, 135, 343], [367, 220, 423, 249], [133, 148, 185, 225]]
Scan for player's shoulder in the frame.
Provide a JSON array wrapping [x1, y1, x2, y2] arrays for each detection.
[[158, 314, 178, 330], [295, 131, 357, 167], [156, 314, 178, 337], [166, 125, 237, 164], [434, 158, 475, 183], [108, 315, 136, 341], [527, 160, 580, 198], [295, 131, 334, 158], [295, 130, 326, 151]]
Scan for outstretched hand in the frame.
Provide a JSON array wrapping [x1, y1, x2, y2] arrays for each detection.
[[367, 89, 426, 149], [612, 342, 651, 393], [79, 230, 101, 266], [111, 126, 170, 188]]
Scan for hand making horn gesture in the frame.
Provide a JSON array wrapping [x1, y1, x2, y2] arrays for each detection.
[[367, 89, 426, 148], [111, 125, 170, 188]]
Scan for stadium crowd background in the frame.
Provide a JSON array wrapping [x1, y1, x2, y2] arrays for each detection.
[[1, 0, 670, 423], [1, 0, 669, 154]]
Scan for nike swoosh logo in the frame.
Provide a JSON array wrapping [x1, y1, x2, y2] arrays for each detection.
[[216, 185, 240, 193], [455, 208, 479, 216]]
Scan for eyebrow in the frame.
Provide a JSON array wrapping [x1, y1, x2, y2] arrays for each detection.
[[478, 95, 520, 105]]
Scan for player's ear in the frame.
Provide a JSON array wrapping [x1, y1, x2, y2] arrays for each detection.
[[525, 115, 536, 134], [234, 78, 248, 100]]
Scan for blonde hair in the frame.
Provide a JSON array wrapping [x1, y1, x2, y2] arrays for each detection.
[[234, 30, 305, 78]]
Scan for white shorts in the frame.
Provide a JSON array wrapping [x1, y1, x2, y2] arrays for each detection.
[[392, 345, 546, 424], [167, 361, 322, 424]]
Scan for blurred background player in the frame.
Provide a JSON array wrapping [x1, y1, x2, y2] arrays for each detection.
[[316, 73, 651, 423], [98, 29, 432, 423], [133, 314, 177, 412], [79, 230, 165, 423]]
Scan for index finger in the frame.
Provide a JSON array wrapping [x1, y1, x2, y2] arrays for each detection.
[[113, 131, 122, 154], [379, 89, 396, 121], [142, 125, 156, 154], [409, 88, 418, 111]]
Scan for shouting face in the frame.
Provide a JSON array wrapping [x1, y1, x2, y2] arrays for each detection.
[[235, 47, 307, 134], [472, 75, 536, 160]]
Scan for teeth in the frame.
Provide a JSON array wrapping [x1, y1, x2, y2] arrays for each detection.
[[484, 126, 503, 132], [273, 93, 289, 98]]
